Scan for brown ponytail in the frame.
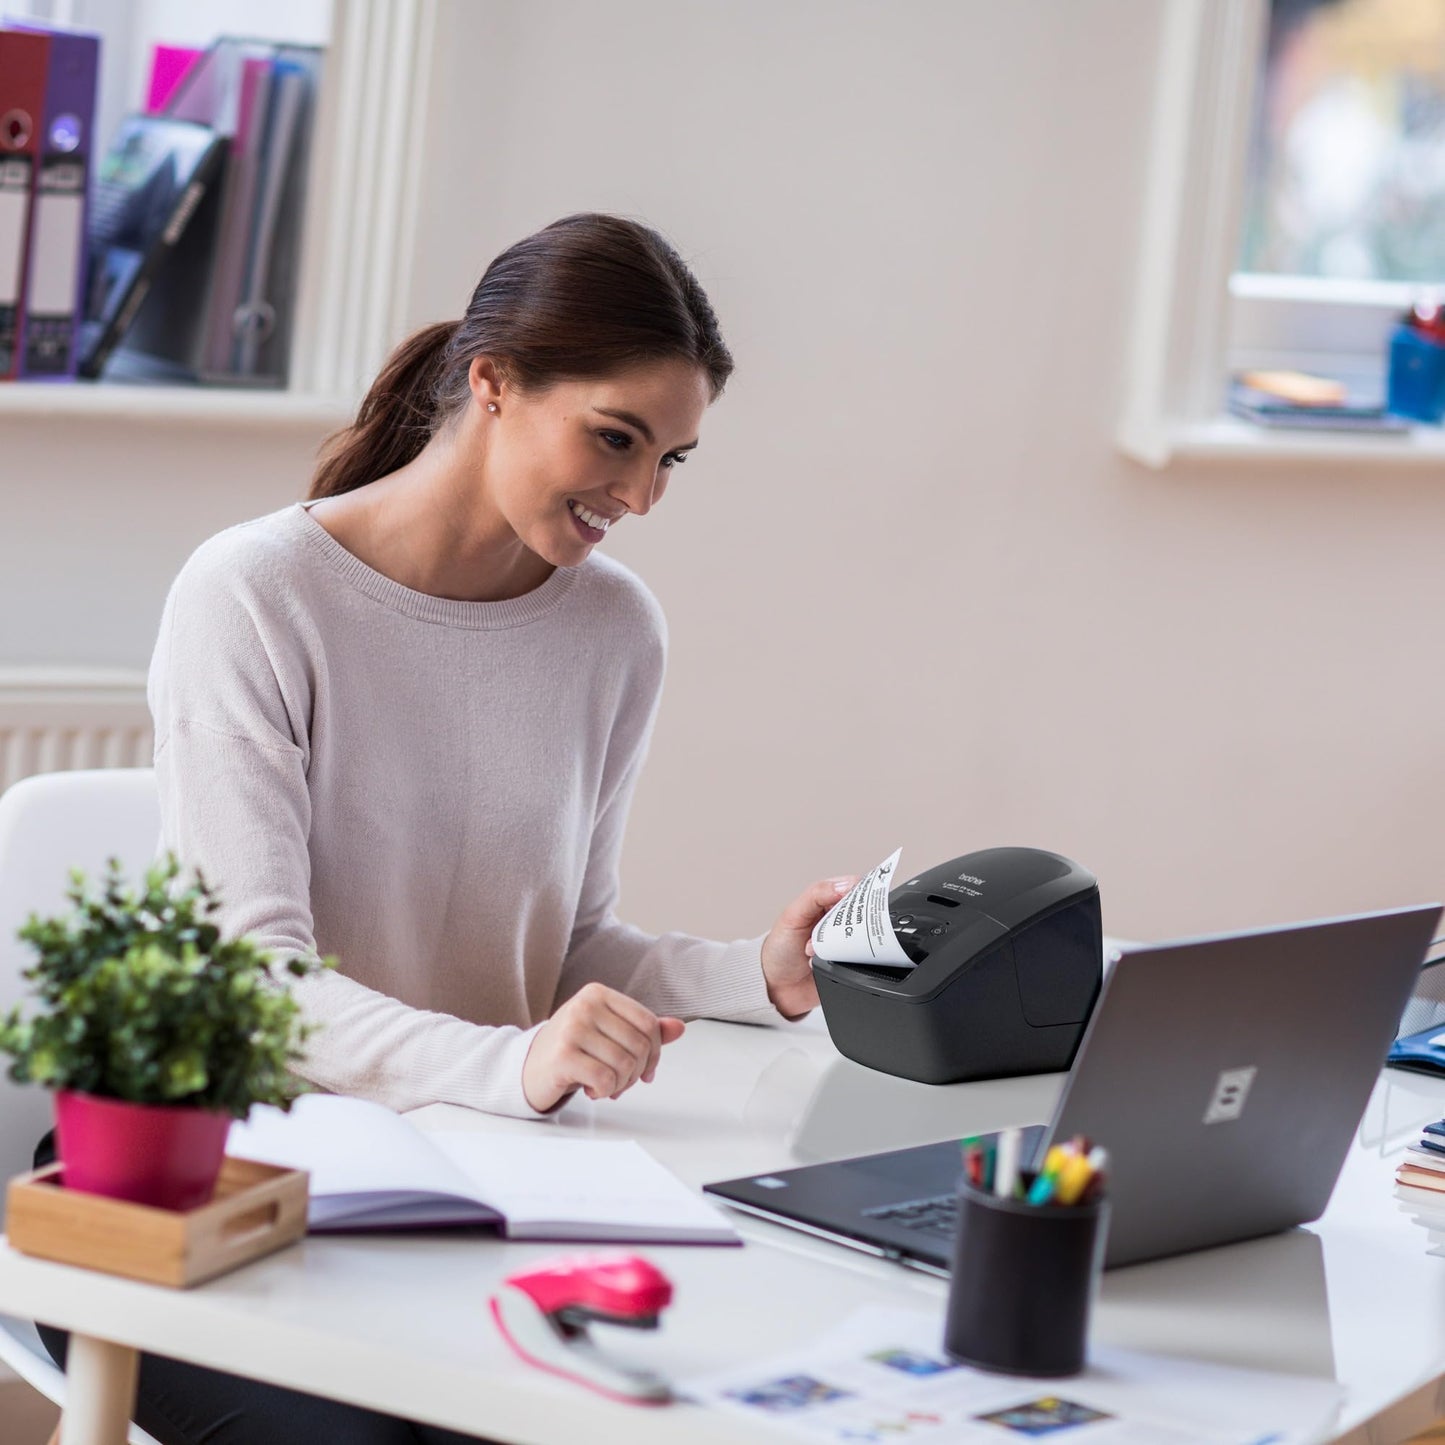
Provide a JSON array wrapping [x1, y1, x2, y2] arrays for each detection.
[[308, 214, 734, 500], [310, 321, 455, 499]]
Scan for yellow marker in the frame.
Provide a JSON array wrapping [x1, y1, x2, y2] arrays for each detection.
[[1041, 1144, 1069, 1178], [1053, 1153, 1095, 1206]]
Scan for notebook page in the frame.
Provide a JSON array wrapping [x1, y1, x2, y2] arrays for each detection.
[[229, 1095, 482, 1205], [427, 1132, 739, 1241]]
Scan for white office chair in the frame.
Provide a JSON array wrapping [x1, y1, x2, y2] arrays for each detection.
[[0, 769, 164, 1445]]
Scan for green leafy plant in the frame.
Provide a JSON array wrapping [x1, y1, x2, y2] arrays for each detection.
[[0, 856, 329, 1116]]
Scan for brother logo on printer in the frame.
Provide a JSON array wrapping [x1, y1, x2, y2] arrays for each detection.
[[1203, 1066, 1257, 1125], [940, 877, 986, 897]]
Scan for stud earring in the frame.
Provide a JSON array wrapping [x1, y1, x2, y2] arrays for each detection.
[[487, 403, 498, 413]]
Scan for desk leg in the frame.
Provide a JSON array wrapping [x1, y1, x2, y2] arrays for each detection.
[[58, 1333, 139, 1445]]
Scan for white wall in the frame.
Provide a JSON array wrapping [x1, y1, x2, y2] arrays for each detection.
[[0, 422, 320, 666], [5, 0, 1444, 948], [409, 0, 1445, 942]]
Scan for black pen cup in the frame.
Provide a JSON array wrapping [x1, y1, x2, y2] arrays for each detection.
[[943, 1181, 1108, 1378]]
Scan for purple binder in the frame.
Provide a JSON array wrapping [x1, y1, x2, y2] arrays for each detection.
[[10, 21, 98, 379]]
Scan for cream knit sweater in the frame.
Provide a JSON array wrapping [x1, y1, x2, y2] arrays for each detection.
[[147, 503, 778, 1118]]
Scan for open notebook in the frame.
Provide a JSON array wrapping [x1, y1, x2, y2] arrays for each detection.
[[227, 1094, 738, 1244]]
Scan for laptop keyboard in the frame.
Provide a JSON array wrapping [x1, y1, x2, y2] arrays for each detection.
[[863, 1193, 959, 1240]]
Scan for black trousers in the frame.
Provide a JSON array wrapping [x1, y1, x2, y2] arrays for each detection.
[[33, 1134, 494, 1445]]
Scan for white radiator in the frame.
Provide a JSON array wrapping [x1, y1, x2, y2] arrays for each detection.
[[0, 668, 152, 796]]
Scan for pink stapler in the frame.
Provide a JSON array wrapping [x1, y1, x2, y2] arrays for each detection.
[[489, 1252, 675, 1404]]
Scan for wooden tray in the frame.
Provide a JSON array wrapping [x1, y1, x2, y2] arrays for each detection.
[[5, 1156, 309, 1288]]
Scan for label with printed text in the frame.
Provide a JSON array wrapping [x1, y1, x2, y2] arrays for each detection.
[[811, 847, 913, 967]]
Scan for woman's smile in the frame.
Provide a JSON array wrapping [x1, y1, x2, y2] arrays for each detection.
[[567, 498, 615, 543]]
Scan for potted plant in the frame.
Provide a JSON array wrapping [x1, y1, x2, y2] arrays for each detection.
[[0, 856, 326, 1211]]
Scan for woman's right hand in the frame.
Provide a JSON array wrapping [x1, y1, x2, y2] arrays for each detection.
[[521, 981, 685, 1113]]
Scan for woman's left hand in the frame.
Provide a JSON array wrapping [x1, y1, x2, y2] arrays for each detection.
[[761, 875, 858, 1018]]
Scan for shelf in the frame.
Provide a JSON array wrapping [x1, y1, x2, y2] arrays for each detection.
[[0, 384, 354, 428], [1166, 415, 1445, 466]]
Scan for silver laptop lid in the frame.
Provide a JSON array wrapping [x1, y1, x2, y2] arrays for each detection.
[[1050, 905, 1440, 1268]]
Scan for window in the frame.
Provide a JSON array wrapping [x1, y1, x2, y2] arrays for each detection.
[[1241, 0, 1445, 285], [1118, 0, 1445, 465]]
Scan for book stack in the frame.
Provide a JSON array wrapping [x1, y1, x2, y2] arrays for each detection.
[[1392, 1117, 1445, 1255], [0, 28, 322, 389]]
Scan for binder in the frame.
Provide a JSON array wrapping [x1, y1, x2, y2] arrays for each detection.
[[77, 115, 228, 380], [11, 23, 99, 379], [0, 27, 47, 380]]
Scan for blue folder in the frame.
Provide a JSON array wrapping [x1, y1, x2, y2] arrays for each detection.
[[1388, 1024, 1445, 1078]]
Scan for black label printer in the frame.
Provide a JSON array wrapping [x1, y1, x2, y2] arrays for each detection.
[[811, 848, 1102, 1084]]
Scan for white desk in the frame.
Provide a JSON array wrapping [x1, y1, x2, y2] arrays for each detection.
[[4, 1019, 1445, 1445]]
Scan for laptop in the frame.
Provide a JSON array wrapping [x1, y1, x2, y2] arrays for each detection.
[[704, 906, 1440, 1271]]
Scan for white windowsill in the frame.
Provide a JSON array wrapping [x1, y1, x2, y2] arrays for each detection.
[[0, 384, 354, 427], [1170, 414, 1445, 465]]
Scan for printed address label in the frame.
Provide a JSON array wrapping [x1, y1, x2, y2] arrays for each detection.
[[811, 847, 913, 967]]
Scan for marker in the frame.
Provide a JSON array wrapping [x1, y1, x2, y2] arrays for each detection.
[[1026, 1169, 1057, 1206], [962, 1140, 985, 1189], [994, 1127, 1022, 1200], [1053, 1152, 1095, 1206], [1071, 1147, 1110, 1205]]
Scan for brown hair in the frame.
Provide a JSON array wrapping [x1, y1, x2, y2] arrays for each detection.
[[310, 214, 734, 499]]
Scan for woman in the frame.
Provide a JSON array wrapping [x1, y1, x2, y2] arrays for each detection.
[[40, 214, 852, 1443]]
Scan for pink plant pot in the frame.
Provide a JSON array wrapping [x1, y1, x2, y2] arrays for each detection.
[[54, 1090, 232, 1211]]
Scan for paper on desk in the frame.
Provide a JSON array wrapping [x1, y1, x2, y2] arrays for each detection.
[[811, 847, 913, 967], [425, 1131, 738, 1241], [682, 1306, 1341, 1445]]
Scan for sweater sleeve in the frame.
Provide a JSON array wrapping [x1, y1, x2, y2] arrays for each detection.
[[148, 550, 551, 1119], [556, 621, 784, 1026]]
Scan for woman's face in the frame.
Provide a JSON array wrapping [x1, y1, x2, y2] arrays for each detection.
[[470, 356, 711, 567]]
